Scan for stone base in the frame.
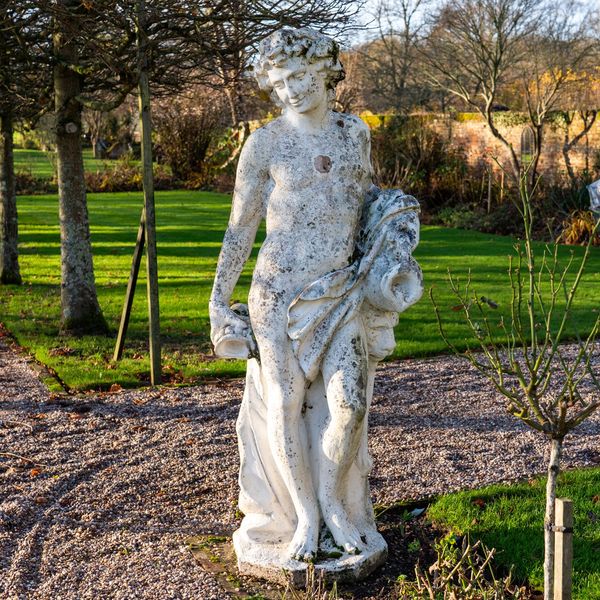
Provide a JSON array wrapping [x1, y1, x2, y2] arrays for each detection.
[[233, 529, 388, 588]]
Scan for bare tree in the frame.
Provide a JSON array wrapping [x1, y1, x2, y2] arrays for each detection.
[[432, 175, 600, 600], [423, 0, 598, 191], [0, 1, 52, 285], [516, 7, 599, 189], [334, 49, 364, 112], [82, 110, 110, 159], [32, 0, 365, 338], [561, 110, 598, 184], [423, 0, 539, 183], [368, 0, 433, 112], [557, 70, 600, 184]]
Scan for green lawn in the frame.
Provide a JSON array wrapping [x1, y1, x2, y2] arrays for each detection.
[[14, 148, 126, 179], [1, 189, 599, 390], [428, 467, 600, 598]]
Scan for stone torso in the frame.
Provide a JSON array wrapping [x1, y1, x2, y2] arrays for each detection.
[[251, 112, 372, 300]]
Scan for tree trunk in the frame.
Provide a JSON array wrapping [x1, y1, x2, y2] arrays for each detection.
[[0, 110, 21, 284], [54, 7, 107, 335], [92, 135, 100, 159], [562, 144, 576, 186], [485, 109, 521, 185], [562, 111, 597, 186], [544, 437, 563, 600], [224, 86, 238, 126], [529, 125, 543, 194]]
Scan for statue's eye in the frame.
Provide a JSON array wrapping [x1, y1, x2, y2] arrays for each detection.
[[273, 81, 284, 89]]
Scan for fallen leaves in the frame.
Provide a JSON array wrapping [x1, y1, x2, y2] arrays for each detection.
[[28, 412, 47, 420], [471, 498, 487, 509], [49, 347, 76, 357]]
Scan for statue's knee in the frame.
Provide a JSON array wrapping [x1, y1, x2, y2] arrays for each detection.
[[336, 395, 366, 423]]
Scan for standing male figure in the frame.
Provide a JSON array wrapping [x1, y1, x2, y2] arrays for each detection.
[[209, 27, 422, 576]]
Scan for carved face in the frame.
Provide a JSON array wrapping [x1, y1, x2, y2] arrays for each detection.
[[267, 57, 328, 114]]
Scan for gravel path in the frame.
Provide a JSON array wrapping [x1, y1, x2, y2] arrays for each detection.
[[1, 339, 599, 599]]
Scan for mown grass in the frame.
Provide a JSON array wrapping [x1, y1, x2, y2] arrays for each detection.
[[428, 467, 600, 599], [14, 148, 131, 179], [1, 189, 599, 390]]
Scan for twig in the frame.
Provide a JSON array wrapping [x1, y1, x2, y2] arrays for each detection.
[[0, 452, 48, 467], [0, 419, 34, 431]]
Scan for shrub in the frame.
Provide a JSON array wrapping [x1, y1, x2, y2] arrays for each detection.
[[371, 116, 437, 190], [397, 533, 528, 599], [434, 203, 524, 237], [557, 210, 600, 246], [15, 170, 56, 195], [154, 100, 226, 185], [436, 205, 478, 229], [84, 156, 176, 193], [370, 116, 475, 215]]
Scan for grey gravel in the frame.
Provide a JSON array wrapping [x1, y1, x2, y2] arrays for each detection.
[[1, 339, 599, 599]]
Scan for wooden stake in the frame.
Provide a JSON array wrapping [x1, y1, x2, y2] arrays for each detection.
[[112, 0, 160, 385], [554, 498, 573, 600], [113, 215, 145, 362]]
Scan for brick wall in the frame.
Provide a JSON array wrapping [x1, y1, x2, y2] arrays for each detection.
[[440, 113, 599, 180], [362, 112, 600, 181]]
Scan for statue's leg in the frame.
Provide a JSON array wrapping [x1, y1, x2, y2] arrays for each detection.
[[319, 318, 369, 554], [255, 332, 319, 562]]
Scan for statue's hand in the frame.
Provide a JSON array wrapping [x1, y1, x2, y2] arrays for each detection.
[[209, 301, 257, 359]]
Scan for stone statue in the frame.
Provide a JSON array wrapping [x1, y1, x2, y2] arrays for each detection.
[[209, 27, 423, 584]]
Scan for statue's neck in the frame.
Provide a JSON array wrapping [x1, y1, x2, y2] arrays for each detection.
[[284, 104, 330, 133]]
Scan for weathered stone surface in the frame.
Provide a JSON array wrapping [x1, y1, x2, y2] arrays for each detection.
[[209, 27, 422, 584]]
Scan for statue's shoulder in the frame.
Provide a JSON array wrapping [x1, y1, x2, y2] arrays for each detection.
[[252, 117, 286, 138], [243, 118, 284, 155], [334, 112, 370, 137]]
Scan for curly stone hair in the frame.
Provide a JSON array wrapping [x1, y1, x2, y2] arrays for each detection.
[[254, 28, 345, 108]]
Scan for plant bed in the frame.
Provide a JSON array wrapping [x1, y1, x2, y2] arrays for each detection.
[[428, 468, 600, 599]]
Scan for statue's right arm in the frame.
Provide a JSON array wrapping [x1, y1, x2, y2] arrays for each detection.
[[209, 132, 269, 336]]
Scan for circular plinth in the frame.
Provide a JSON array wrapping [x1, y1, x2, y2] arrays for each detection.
[[233, 529, 388, 587]]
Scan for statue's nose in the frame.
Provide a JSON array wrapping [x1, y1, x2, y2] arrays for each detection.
[[287, 80, 302, 99]]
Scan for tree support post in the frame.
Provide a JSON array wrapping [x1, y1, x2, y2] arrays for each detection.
[[112, 0, 160, 385], [136, 0, 160, 385], [553, 498, 573, 600], [113, 215, 145, 362]]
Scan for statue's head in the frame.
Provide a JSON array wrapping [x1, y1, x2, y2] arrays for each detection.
[[254, 28, 345, 111]]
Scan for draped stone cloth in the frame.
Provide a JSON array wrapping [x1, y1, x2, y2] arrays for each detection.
[[233, 187, 423, 566]]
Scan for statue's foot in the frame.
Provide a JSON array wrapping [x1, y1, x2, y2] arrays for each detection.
[[288, 517, 318, 563], [322, 503, 364, 555]]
